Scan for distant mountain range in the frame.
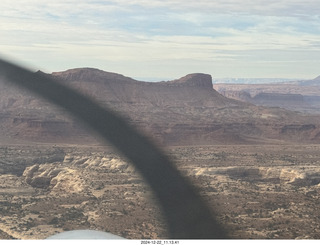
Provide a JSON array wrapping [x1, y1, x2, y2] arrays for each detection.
[[1, 68, 320, 145], [213, 78, 297, 84], [213, 76, 320, 84]]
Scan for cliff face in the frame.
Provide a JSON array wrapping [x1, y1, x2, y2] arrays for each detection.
[[253, 92, 304, 103], [1, 68, 320, 145], [165, 73, 213, 88], [218, 90, 252, 101]]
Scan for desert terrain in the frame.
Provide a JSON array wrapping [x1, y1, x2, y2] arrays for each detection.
[[1, 143, 320, 239], [1, 69, 320, 239]]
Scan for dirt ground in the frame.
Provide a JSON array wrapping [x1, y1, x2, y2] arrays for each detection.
[[1, 143, 320, 239]]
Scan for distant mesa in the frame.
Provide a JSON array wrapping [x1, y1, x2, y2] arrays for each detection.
[[297, 75, 320, 86], [165, 73, 213, 88], [52, 68, 213, 89], [279, 75, 320, 86], [253, 93, 305, 103]]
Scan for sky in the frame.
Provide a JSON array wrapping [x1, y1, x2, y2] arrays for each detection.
[[0, 0, 320, 81]]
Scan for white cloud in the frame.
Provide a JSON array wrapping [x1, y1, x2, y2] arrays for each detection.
[[0, 0, 319, 78], [107, 0, 320, 16]]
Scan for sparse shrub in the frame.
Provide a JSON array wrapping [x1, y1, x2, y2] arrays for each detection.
[[49, 217, 59, 225]]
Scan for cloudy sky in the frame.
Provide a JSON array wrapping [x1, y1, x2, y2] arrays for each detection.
[[1, 0, 320, 80]]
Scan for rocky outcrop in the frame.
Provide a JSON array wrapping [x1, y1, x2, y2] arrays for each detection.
[[62, 154, 134, 172], [165, 73, 213, 88], [50, 169, 85, 193], [22, 163, 85, 192], [22, 154, 135, 191], [193, 166, 320, 187], [23, 164, 62, 188], [280, 169, 320, 186], [280, 169, 306, 184]]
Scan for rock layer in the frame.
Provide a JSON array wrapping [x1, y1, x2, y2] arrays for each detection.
[[1, 68, 320, 145]]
